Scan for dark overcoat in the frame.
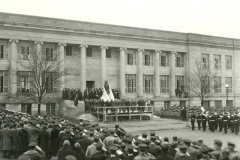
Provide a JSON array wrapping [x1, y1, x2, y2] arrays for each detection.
[[39, 129, 50, 154]]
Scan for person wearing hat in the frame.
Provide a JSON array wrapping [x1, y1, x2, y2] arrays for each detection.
[[73, 142, 85, 160], [147, 136, 161, 158], [217, 112, 223, 132], [57, 140, 73, 160], [39, 125, 50, 159], [107, 146, 119, 160], [79, 131, 92, 155], [211, 140, 222, 160], [227, 142, 239, 160], [1, 123, 13, 158], [51, 122, 61, 156], [125, 144, 135, 160], [197, 112, 202, 130], [175, 144, 191, 160], [134, 144, 154, 160], [222, 112, 229, 134], [138, 133, 148, 142], [201, 111, 207, 132], [156, 143, 174, 160], [177, 139, 199, 160], [90, 143, 106, 160], [190, 112, 196, 131], [23, 142, 46, 160], [86, 135, 101, 158], [103, 129, 117, 151], [199, 145, 216, 160], [28, 121, 41, 145], [233, 111, 239, 135]]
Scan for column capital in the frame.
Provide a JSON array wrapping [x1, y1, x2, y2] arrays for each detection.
[[9, 39, 19, 43], [119, 47, 127, 51], [154, 50, 161, 53], [100, 46, 108, 50], [137, 48, 145, 52], [171, 51, 177, 55], [58, 43, 67, 47], [80, 44, 88, 48], [34, 41, 43, 45]]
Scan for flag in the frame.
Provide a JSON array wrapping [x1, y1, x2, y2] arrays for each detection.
[[108, 83, 115, 101], [100, 88, 110, 102]]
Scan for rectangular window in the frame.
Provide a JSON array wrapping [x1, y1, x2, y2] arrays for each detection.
[[125, 74, 136, 93], [87, 47, 92, 57], [21, 46, 30, 60], [214, 100, 222, 108], [225, 55, 232, 70], [46, 103, 56, 115], [160, 75, 170, 93], [160, 52, 169, 67], [214, 54, 221, 69], [164, 101, 171, 108], [143, 53, 153, 66], [0, 71, 8, 92], [66, 46, 72, 56], [17, 71, 32, 93], [176, 53, 184, 67], [0, 45, 8, 59], [106, 49, 111, 58], [202, 53, 209, 68], [44, 72, 57, 93], [46, 48, 54, 61], [21, 104, 31, 115], [143, 75, 153, 93], [226, 100, 233, 107], [0, 45, 4, 59], [214, 77, 221, 93], [225, 77, 232, 93], [176, 76, 184, 90], [127, 53, 136, 65], [203, 101, 210, 109]]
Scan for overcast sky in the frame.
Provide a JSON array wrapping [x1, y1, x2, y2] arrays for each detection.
[[0, 0, 240, 39]]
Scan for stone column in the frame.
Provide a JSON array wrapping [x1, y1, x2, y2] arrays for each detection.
[[119, 47, 127, 98], [137, 49, 144, 97], [80, 44, 88, 91], [170, 51, 177, 97], [58, 43, 66, 92], [9, 39, 19, 94], [154, 50, 161, 97], [100, 46, 108, 87]]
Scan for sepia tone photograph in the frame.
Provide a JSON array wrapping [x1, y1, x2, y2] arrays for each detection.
[[0, 0, 240, 159]]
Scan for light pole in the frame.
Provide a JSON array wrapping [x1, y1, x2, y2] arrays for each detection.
[[225, 84, 229, 107]]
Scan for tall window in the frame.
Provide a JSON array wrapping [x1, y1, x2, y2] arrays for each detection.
[[160, 75, 170, 93], [0, 45, 8, 59], [44, 72, 57, 92], [160, 52, 169, 67], [106, 49, 111, 58], [143, 53, 153, 66], [125, 74, 136, 93], [214, 54, 221, 69], [214, 77, 221, 93], [225, 55, 232, 69], [143, 75, 153, 93], [176, 76, 184, 90], [214, 100, 222, 108], [21, 104, 31, 115], [46, 103, 56, 115], [226, 77, 232, 93], [226, 100, 233, 107], [202, 53, 209, 68], [66, 46, 72, 56], [21, 46, 30, 60], [164, 101, 171, 108], [176, 53, 184, 68], [203, 101, 210, 109], [17, 71, 32, 93], [46, 48, 54, 61], [87, 47, 92, 57], [127, 53, 136, 65], [0, 71, 8, 92]]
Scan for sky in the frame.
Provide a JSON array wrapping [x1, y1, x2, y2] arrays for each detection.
[[0, 0, 240, 39]]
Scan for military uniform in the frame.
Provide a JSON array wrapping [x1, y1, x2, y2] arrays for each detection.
[[190, 113, 196, 131], [222, 114, 229, 134], [196, 113, 202, 130], [233, 113, 240, 135], [201, 113, 207, 132]]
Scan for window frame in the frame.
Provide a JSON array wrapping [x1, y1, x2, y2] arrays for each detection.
[[225, 55, 232, 70], [46, 103, 56, 115], [87, 47, 92, 57], [214, 100, 222, 108], [143, 75, 153, 93], [214, 54, 221, 69], [160, 75, 170, 93], [214, 77, 221, 93], [66, 46, 72, 56], [17, 71, 33, 93], [125, 74, 136, 93], [106, 49, 111, 58]]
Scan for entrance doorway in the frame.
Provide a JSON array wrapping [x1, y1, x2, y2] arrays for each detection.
[[86, 81, 95, 89], [21, 104, 32, 115]]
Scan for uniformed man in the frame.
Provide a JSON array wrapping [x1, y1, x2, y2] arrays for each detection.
[[233, 112, 240, 135], [196, 112, 202, 130], [230, 113, 235, 133], [201, 112, 207, 132], [190, 112, 196, 131], [209, 113, 216, 132], [222, 112, 229, 134], [107, 146, 119, 160], [134, 144, 155, 160], [217, 113, 223, 132]]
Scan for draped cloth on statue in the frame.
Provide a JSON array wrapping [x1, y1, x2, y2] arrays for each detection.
[[101, 81, 115, 102]]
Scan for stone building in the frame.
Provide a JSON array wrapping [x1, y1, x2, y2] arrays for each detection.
[[0, 12, 239, 115]]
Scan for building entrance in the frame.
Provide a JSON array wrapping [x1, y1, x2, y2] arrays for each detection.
[[86, 81, 95, 89]]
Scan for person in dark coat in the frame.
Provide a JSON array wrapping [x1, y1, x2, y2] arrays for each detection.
[[78, 133, 92, 154], [11, 123, 20, 158], [27, 123, 40, 145], [2, 123, 12, 158], [74, 142, 86, 160], [57, 140, 73, 160], [51, 124, 60, 156], [39, 125, 50, 157], [23, 142, 46, 160], [90, 143, 106, 160], [18, 125, 29, 154], [156, 144, 174, 160], [125, 144, 135, 160]]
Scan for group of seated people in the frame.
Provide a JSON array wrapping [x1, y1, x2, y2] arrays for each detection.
[[0, 109, 240, 160], [62, 88, 121, 101]]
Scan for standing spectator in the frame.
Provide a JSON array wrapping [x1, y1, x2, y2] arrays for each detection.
[[51, 123, 60, 156], [2, 123, 12, 158], [39, 125, 50, 158], [79, 133, 92, 154], [211, 140, 222, 160], [57, 140, 73, 160], [23, 142, 46, 160], [175, 144, 191, 160], [74, 143, 85, 160], [156, 144, 174, 160]]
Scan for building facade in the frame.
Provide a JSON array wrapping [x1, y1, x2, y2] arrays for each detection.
[[0, 12, 240, 115]]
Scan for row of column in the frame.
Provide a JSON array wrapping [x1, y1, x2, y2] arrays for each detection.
[[8, 40, 178, 98]]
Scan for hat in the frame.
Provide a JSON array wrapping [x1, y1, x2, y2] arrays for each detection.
[[214, 140, 222, 147], [135, 139, 142, 144], [121, 142, 126, 147], [227, 142, 235, 148], [126, 137, 132, 142], [198, 138, 203, 143], [127, 144, 135, 150], [93, 135, 100, 140], [150, 136, 157, 140], [65, 129, 71, 133], [121, 130, 126, 135], [139, 144, 147, 150], [95, 142, 103, 148], [103, 129, 109, 133], [200, 145, 210, 153], [28, 142, 37, 147], [142, 133, 148, 136], [109, 129, 115, 133], [115, 124, 119, 127], [144, 139, 151, 145], [178, 144, 188, 150], [63, 140, 70, 146], [109, 146, 118, 151], [173, 136, 178, 140], [89, 131, 94, 135], [149, 131, 155, 136], [184, 139, 192, 144]]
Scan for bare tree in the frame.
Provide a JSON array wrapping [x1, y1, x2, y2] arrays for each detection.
[[186, 58, 222, 106], [9, 43, 71, 115]]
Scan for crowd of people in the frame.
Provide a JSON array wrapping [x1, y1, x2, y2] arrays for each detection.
[[0, 109, 240, 160], [62, 88, 121, 101]]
